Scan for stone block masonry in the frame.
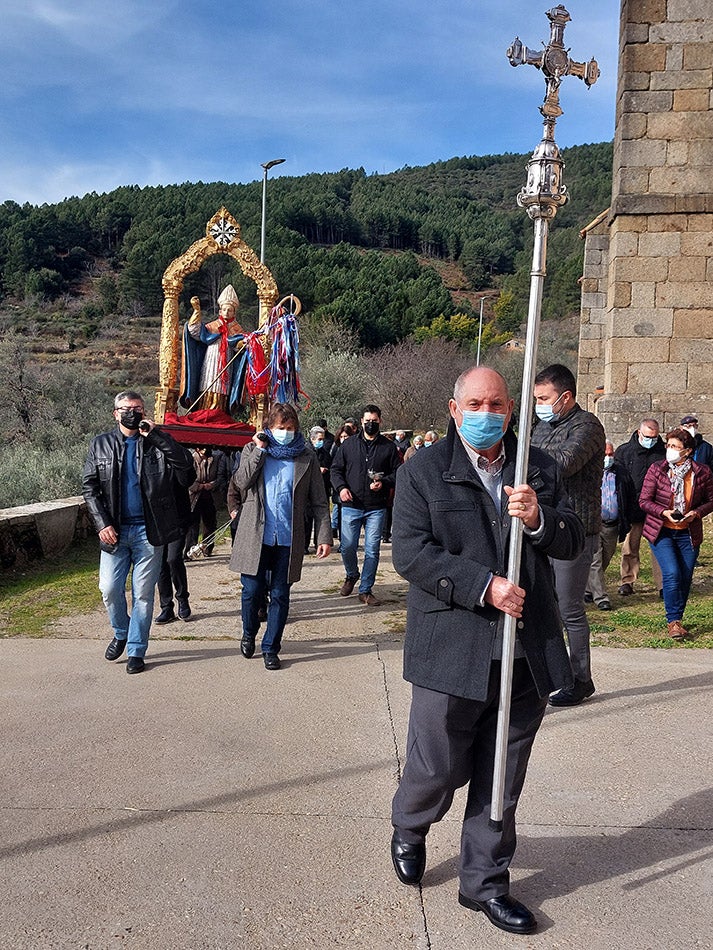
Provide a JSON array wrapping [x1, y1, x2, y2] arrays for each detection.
[[578, 0, 713, 446]]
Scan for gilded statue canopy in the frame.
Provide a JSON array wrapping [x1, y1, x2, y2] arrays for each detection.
[[155, 208, 279, 423]]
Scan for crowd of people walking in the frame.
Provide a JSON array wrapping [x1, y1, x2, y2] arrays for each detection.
[[81, 373, 713, 937], [83, 382, 713, 681]]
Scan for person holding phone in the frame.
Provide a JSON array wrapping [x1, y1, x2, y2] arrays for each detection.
[[82, 391, 196, 673], [639, 426, 713, 640], [228, 403, 331, 670]]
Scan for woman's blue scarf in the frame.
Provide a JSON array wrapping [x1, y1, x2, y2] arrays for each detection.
[[264, 428, 306, 459]]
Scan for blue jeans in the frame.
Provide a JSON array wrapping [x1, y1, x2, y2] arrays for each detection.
[[339, 507, 386, 595], [649, 529, 697, 622], [98, 524, 162, 658], [241, 544, 291, 655]]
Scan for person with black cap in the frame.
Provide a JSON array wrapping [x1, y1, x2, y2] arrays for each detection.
[[680, 415, 713, 473]]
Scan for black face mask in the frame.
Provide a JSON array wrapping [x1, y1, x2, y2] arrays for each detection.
[[364, 420, 380, 436], [119, 408, 143, 430]]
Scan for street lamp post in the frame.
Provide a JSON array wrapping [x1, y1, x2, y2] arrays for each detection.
[[260, 158, 286, 264]]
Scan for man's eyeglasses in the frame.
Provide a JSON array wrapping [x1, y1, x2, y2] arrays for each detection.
[[115, 405, 144, 412]]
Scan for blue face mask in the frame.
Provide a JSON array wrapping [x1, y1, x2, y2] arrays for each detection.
[[456, 408, 507, 451], [271, 428, 295, 445], [639, 435, 656, 449], [535, 392, 565, 424], [604, 455, 614, 469], [313, 439, 324, 449]]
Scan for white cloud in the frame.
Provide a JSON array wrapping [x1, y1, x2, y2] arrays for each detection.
[[0, 0, 620, 205]]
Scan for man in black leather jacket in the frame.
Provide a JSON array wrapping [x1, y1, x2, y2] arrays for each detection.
[[82, 391, 195, 673]]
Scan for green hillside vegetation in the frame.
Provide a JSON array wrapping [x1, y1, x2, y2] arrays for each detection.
[[0, 142, 613, 507]]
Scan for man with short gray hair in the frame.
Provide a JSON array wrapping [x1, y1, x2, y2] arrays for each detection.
[[390, 365, 583, 935]]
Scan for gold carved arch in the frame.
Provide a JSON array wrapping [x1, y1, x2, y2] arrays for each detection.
[[155, 208, 279, 421]]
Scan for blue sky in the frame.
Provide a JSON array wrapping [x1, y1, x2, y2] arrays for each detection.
[[0, 0, 620, 206]]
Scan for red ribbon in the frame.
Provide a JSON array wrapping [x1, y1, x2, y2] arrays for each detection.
[[216, 316, 230, 385]]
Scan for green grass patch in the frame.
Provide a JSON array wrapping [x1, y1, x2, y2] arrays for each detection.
[[0, 537, 102, 637], [588, 522, 713, 648]]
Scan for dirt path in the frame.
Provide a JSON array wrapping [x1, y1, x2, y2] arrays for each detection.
[[50, 539, 409, 649]]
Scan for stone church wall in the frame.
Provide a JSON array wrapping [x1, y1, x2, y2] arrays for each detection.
[[579, 0, 713, 446]]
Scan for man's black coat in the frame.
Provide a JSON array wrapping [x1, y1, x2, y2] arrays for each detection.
[[614, 431, 666, 522], [330, 431, 402, 510], [392, 423, 584, 702]]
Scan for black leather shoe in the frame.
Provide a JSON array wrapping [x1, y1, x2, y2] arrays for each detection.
[[126, 656, 145, 674], [458, 892, 537, 935], [263, 652, 281, 670], [177, 599, 191, 621], [549, 678, 595, 707], [240, 637, 256, 659], [618, 583, 634, 596], [105, 637, 127, 661], [155, 606, 176, 625], [391, 829, 426, 886]]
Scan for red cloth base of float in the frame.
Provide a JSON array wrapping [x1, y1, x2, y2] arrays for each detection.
[[161, 410, 255, 448]]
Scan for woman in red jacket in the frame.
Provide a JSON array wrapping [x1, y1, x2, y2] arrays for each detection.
[[639, 427, 713, 639]]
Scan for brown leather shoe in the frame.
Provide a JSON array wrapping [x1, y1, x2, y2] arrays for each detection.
[[668, 620, 688, 640], [340, 576, 358, 597], [358, 591, 382, 607]]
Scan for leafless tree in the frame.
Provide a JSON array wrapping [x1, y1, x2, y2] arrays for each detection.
[[363, 338, 474, 432]]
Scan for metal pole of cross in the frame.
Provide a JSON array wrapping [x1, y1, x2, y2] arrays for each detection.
[[489, 4, 599, 831]]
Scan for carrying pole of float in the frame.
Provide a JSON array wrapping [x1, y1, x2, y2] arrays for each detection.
[[489, 5, 599, 830]]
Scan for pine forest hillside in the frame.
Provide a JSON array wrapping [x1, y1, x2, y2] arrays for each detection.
[[0, 142, 613, 507], [0, 142, 612, 346]]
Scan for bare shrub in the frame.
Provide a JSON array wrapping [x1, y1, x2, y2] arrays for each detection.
[[362, 338, 474, 431], [299, 347, 370, 424]]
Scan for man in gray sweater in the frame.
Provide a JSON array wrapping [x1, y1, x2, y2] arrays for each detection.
[[532, 364, 605, 707]]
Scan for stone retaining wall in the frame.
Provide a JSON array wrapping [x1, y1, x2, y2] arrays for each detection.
[[0, 497, 92, 569]]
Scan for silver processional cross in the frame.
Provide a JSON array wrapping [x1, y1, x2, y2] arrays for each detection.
[[489, 5, 599, 830]]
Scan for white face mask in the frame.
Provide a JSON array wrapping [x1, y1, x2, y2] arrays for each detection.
[[683, 425, 697, 438], [666, 448, 683, 464], [271, 428, 295, 445]]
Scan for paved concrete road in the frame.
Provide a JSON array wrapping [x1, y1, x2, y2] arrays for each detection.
[[1, 545, 712, 949]]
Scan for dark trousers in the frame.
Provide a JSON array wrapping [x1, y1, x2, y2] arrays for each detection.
[[391, 659, 547, 901], [241, 544, 291, 655], [186, 494, 217, 555], [156, 535, 189, 609], [382, 506, 393, 542]]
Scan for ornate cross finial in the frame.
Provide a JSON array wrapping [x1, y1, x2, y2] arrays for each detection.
[[507, 5, 599, 122], [506, 6, 600, 221], [207, 207, 240, 248]]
